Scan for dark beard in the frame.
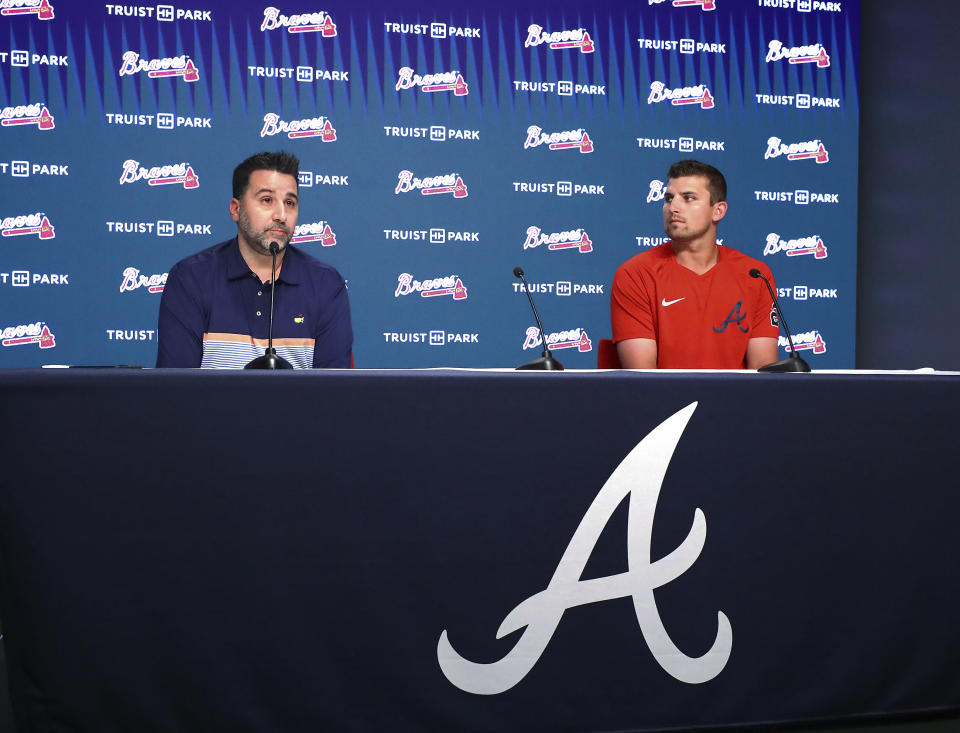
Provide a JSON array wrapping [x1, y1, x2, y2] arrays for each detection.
[[237, 207, 291, 255]]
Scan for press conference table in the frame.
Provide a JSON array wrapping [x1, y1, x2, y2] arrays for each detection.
[[0, 368, 958, 732]]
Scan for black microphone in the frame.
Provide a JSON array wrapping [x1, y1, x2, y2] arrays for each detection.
[[245, 241, 293, 370], [513, 266, 563, 371], [749, 268, 810, 373]]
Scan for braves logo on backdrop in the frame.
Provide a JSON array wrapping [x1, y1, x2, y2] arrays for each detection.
[[438, 402, 730, 694], [118, 52, 199, 82], [261, 6, 336, 35], [261, 113, 336, 141], [524, 125, 594, 154], [1, 103, 54, 131], [395, 170, 468, 198], [648, 81, 714, 108], [764, 136, 829, 164], [290, 221, 337, 246], [1, 212, 55, 239], [119, 160, 199, 189], [524, 23, 594, 53], [0, 0, 54, 20], [396, 67, 468, 96], [765, 40, 830, 67], [648, 0, 717, 10], [395, 273, 468, 300], [1, 321, 55, 349], [781, 330, 827, 354], [764, 233, 828, 259], [523, 326, 592, 352], [647, 180, 665, 202], [524, 226, 593, 253], [120, 267, 167, 294]]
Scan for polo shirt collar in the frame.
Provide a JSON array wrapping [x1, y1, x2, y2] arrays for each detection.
[[224, 237, 302, 285]]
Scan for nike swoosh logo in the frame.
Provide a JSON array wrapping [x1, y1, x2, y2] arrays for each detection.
[[661, 297, 685, 307]]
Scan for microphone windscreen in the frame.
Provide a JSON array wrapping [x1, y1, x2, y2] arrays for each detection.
[[749, 268, 762, 278], [513, 266, 525, 278]]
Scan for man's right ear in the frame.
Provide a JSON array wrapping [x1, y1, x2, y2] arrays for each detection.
[[712, 200, 728, 223]]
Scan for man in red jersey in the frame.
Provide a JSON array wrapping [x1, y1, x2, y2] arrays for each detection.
[[611, 160, 779, 369]]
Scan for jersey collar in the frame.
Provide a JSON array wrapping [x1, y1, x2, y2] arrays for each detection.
[[225, 237, 303, 285]]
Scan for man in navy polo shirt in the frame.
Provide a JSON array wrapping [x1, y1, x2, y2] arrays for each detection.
[[156, 151, 352, 368]]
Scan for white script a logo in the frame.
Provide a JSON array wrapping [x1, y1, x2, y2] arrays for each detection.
[[437, 402, 732, 694]]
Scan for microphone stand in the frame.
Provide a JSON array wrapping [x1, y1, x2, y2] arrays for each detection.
[[513, 266, 563, 371], [245, 242, 293, 370], [749, 268, 810, 373]]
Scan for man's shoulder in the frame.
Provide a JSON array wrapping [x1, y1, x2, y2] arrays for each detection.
[[286, 245, 345, 284], [617, 243, 675, 274], [170, 239, 234, 274], [718, 245, 771, 275]]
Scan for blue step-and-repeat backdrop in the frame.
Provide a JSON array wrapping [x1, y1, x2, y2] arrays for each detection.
[[0, 0, 859, 368]]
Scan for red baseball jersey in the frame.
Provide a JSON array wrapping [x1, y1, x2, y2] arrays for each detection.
[[611, 243, 778, 369]]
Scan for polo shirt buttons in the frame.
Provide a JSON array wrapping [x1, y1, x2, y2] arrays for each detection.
[[256, 311, 262, 317], [257, 291, 263, 296]]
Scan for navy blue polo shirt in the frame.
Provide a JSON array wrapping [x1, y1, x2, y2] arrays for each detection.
[[156, 238, 352, 368]]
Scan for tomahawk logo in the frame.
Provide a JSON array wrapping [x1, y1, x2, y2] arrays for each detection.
[[524, 23, 594, 53], [396, 170, 468, 198], [766, 40, 830, 67], [647, 180, 666, 202], [395, 273, 468, 300], [291, 221, 337, 246], [0, 0, 54, 20], [438, 402, 730, 694], [261, 113, 336, 140], [261, 7, 336, 35], [118, 51, 199, 82], [524, 226, 593, 253], [764, 233, 828, 259], [1, 103, 54, 131], [648, 81, 714, 108], [396, 67, 468, 96], [119, 160, 199, 189], [781, 330, 827, 354], [649, 0, 716, 9], [1, 321, 55, 349], [120, 267, 167, 294], [524, 125, 594, 154], [522, 326, 592, 352], [1, 212, 54, 239], [764, 137, 829, 164]]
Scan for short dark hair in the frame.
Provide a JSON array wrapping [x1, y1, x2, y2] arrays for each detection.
[[232, 151, 299, 199], [667, 160, 726, 204]]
